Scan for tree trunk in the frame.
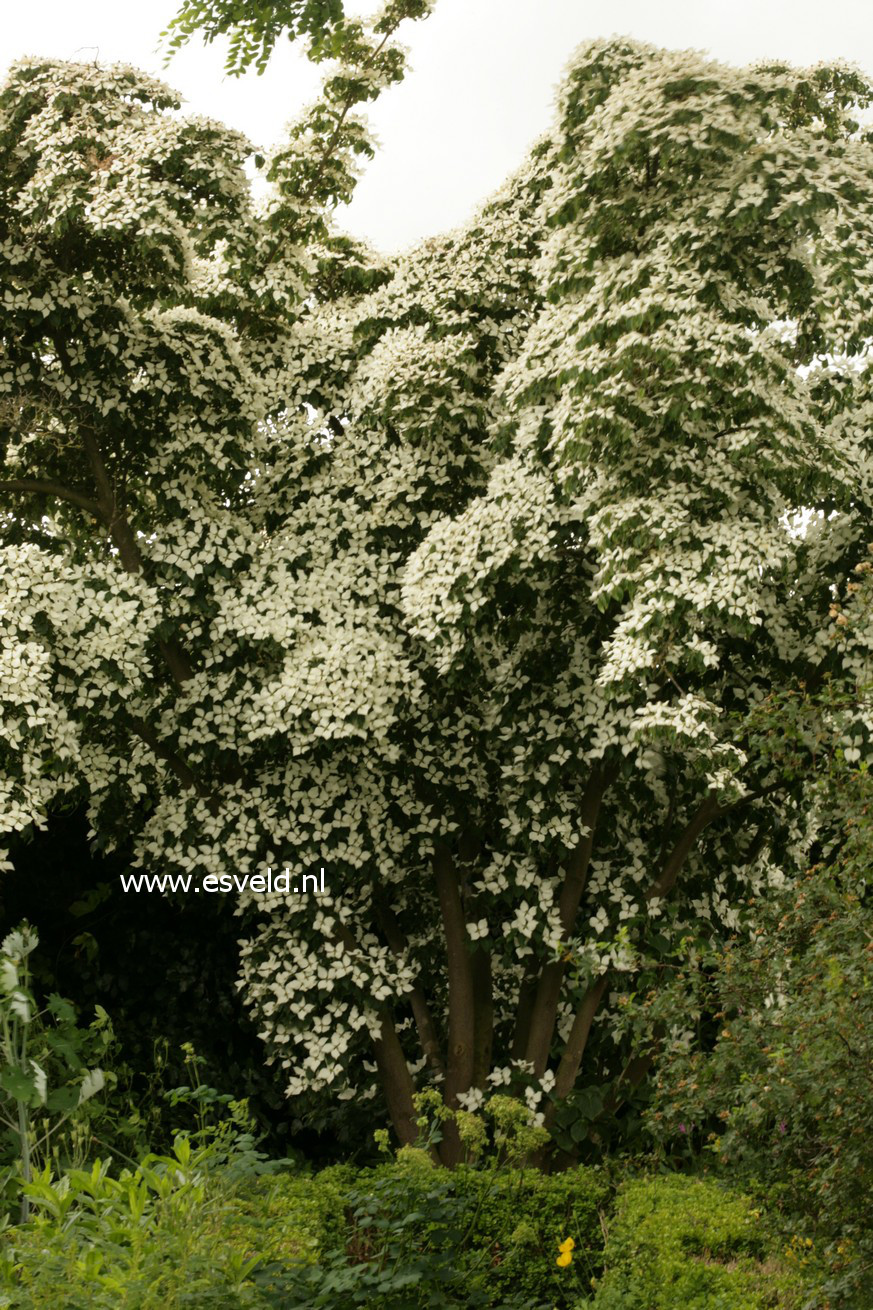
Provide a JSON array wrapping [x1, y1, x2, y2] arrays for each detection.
[[471, 948, 493, 1090], [373, 1014, 420, 1146], [524, 769, 611, 1076], [433, 844, 475, 1165], [551, 974, 610, 1106]]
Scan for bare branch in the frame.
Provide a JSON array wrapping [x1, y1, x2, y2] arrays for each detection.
[[523, 766, 615, 1076], [126, 715, 212, 800], [375, 899, 445, 1078], [0, 478, 103, 518]]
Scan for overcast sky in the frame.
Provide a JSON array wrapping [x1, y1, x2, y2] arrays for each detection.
[[4, 1, 872, 251]]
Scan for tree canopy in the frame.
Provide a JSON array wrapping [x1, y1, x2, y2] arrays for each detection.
[[1, 31, 872, 1163]]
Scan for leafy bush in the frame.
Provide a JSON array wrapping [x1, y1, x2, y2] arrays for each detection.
[[647, 684, 873, 1307], [227, 1168, 350, 1301], [0, 1011, 313, 1309], [0, 1152, 813, 1310], [649, 866, 872, 1303], [269, 1150, 607, 1309], [0, 924, 112, 1222], [0, 1144, 606, 1309], [448, 1164, 606, 1307], [588, 1175, 805, 1309], [0, 1139, 264, 1308]]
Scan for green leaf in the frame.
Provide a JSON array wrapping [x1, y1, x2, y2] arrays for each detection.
[[46, 1085, 80, 1113], [0, 1067, 36, 1101], [572, 1086, 604, 1121]]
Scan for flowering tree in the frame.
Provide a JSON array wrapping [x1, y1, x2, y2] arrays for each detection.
[[1, 32, 872, 1164]]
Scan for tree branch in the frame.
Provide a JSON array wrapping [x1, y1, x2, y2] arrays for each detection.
[[374, 899, 445, 1079], [523, 766, 614, 1076], [334, 917, 421, 1148], [552, 974, 610, 1104], [646, 794, 723, 903], [264, 18, 400, 264], [0, 478, 103, 518], [647, 781, 782, 904], [433, 843, 475, 1165], [126, 715, 213, 801], [81, 429, 194, 688], [510, 962, 540, 1062], [600, 1027, 664, 1119], [550, 782, 784, 1112], [372, 1013, 420, 1148], [471, 947, 493, 1091]]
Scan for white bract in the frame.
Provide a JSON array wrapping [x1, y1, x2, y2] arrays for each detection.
[[1, 33, 872, 1161]]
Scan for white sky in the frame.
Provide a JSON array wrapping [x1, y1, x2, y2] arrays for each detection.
[[3, 1, 872, 252]]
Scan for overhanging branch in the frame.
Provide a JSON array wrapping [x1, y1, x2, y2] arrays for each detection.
[[0, 478, 103, 518]]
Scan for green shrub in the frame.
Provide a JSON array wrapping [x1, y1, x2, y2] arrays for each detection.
[[224, 1168, 349, 1300], [0, 1139, 264, 1309], [0, 1142, 347, 1309], [647, 731, 873, 1306], [268, 1152, 608, 1308], [448, 1163, 607, 1307], [588, 1175, 805, 1310], [0, 1153, 812, 1310]]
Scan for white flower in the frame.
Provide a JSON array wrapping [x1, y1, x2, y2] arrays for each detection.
[[456, 1087, 485, 1111]]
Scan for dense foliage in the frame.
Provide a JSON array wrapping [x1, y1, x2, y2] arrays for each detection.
[[1, 809, 312, 1160], [590, 1175, 804, 1309], [161, 0, 436, 77], [162, 0, 349, 76], [648, 670, 873, 1305], [0, 1132, 808, 1309], [1, 8, 872, 1187], [1, 1138, 282, 1308]]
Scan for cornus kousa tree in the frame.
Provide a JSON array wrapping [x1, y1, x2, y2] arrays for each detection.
[[2, 29, 873, 1163]]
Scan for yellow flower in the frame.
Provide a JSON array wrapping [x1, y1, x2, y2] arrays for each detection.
[[558, 1237, 575, 1254], [556, 1251, 573, 1268]]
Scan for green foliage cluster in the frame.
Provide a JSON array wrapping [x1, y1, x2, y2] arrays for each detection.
[[0, 1048, 313, 1308], [2, 1144, 249, 1308], [0, 924, 110, 1222], [649, 865, 873, 1306], [587, 1176, 804, 1310], [161, 0, 433, 76], [647, 677, 873, 1307], [0, 1157, 355, 1305], [406, 1088, 552, 1166], [234, 1088, 606, 1307], [0, 1150, 811, 1310], [280, 1154, 607, 1308], [0, 1016, 815, 1309], [2, 817, 321, 1162], [162, 0, 346, 75]]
